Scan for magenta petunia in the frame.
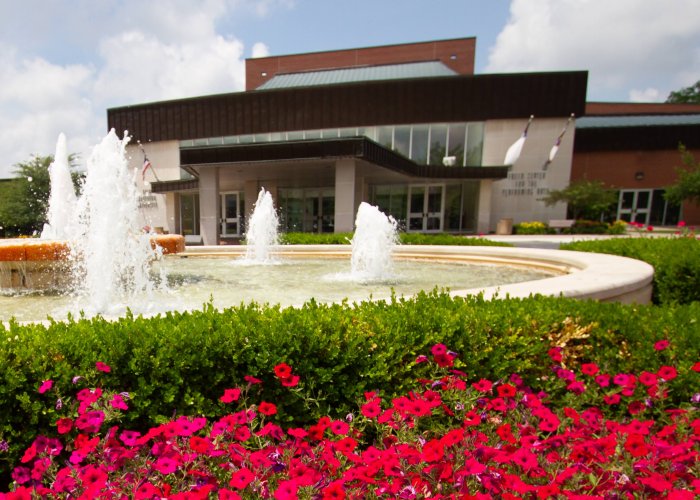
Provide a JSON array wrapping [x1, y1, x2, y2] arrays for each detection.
[[220, 388, 241, 403], [95, 361, 111, 373], [38, 380, 53, 394]]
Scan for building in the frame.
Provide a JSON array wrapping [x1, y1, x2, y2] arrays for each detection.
[[106, 38, 698, 244]]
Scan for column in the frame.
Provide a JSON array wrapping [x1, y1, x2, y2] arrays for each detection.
[[199, 167, 220, 245], [477, 179, 492, 234], [334, 159, 356, 233]]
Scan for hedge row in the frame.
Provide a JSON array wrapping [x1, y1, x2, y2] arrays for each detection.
[[278, 232, 512, 246], [561, 237, 700, 304], [2, 292, 699, 472]]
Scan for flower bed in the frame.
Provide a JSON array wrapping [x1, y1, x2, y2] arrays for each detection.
[[3, 339, 699, 498]]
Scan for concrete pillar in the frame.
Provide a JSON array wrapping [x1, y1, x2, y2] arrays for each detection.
[[477, 179, 492, 234], [334, 159, 356, 233], [199, 167, 220, 245]]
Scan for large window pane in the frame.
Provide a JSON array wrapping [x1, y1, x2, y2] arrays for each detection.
[[461, 181, 479, 232], [377, 126, 393, 149], [444, 184, 462, 231], [394, 126, 411, 158], [411, 125, 429, 164], [371, 185, 407, 229], [466, 123, 484, 165], [180, 194, 199, 236], [429, 124, 448, 165], [447, 123, 467, 167]]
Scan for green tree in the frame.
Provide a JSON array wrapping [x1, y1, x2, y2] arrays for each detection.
[[665, 144, 700, 206], [0, 154, 82, 237], [541, 180, 617, 220], [666, 80, 700, 104]]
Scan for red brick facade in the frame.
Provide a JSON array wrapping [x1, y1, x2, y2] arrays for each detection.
[[245, 38, 476, 90]]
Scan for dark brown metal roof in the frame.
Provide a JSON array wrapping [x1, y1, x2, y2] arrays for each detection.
[[108, 71, 588, 144], [178, 137, 508, 180], [150, 179, 199, 193]]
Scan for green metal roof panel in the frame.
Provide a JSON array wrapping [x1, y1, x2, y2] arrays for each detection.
[[257, 61, 458, 89], [578, 114, 700, 128]]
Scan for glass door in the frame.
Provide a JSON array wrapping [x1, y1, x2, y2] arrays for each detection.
[[221, 192, 243, 237], [618, 189, 652, 225], [407, 184, 444, 232]]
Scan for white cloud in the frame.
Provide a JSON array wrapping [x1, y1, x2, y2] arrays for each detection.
[[629, 88, 664, 103], [487, 0, 700, 101], [251, 42, 270, 58]]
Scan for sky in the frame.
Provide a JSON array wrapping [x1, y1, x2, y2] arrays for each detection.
[[1, 0, 699, 178]]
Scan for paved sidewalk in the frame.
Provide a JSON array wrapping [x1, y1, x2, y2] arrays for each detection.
[[481, 232, 676, 249]]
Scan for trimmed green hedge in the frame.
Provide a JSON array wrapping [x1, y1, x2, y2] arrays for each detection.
[[279, 232, 512, 247], [561, 237, 700, 304], [1, 293, 699, 471]]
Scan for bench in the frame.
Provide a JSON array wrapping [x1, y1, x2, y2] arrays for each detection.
[[548, 219, 575, 233]]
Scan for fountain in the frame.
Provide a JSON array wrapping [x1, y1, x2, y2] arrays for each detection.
[[0, 132, 655, 323], [349, 202, 398, 281], [243, 188, 279, 263], [0, 130, 184, 314]]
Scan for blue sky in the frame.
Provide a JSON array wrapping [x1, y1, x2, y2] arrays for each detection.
[[1, 0, 699, 178]]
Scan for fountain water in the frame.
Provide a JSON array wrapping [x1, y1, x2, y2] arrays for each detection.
[[243, 188, 279, 263], [41, 134, 77, 240], [349, 202, 398, 281], [67, 130, 164, 314]]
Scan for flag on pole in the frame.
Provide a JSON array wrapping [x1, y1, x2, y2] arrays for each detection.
[[504, 115, 534, 166], [543, 113, 575, 171], [141, 156, 153, 181]]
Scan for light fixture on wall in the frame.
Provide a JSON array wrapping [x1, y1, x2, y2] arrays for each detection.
[[635, 171, 644, 181]]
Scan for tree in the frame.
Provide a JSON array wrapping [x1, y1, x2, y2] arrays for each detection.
[[666, 80, 700, 104], [665, 144, 700, 206], [0, 154, 82, 237], [541, 180, 617, 220]]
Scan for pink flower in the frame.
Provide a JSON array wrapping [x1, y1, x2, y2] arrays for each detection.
[[431, 343, 447, 357], [56, 418, 73, 435], [281, 375, 300, 387], [658, 366, 677, 381], [110, 394, 128, 410], [229, 467, 255, 489], [38, 380, 53, 394], [330, 420, 349, 435], [95, 361, 111, 373], [154, 456, 178, 474], [654, 340, 670, 351], [580, 363, 599, 376], [244, 375, 262, 385]]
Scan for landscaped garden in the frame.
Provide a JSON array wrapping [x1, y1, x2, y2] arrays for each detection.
[[0, 232, 698, 498]]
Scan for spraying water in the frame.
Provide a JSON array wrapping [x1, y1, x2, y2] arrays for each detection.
[[349, 202, 398, 281], [41, 133, 78, 240], [243, 188, 280, 263]]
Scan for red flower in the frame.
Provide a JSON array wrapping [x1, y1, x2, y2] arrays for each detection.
[[361, 400, 381, 418], [274, 479, 299, 500], [274, 363, 293, 380], [229, 467, 255, 490], [472, 379, 493, 392], [497, 384, 517, 398], [603, 393, 620, 405], [220, 388, 241, 403], [658, 366, 677, 381], [258, 401, 277, 416], [431, 343, 447, 357], [95, 361, 111, 373], [580, 363, 599, 376], [692, 361, 700, 372], [154, 456, 178, 474], [56, 418, 73, 435], [244, 375, 262, 385], [548, 347, 562, 363], [333, 437, 357, 455], [281, 375, 300, 387], [639, 371, 658, 386], [322, 481, 346, 500]]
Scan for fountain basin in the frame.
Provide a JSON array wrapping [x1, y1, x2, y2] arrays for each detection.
[[0, 234, 185, 289], [179, 244, 654, 304]]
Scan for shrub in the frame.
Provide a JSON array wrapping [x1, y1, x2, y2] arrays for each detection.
[[1, 293, 699, 475], [561, 237, 700, 304], [279, 232, 512, 247], [513, 221, 549, 235]]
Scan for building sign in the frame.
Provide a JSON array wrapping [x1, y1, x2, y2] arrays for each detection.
[[500, 171, 549, 198]]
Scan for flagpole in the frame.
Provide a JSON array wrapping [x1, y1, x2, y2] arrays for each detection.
[[542, 113, 575, 171]]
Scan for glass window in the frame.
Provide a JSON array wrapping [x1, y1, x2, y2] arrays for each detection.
[[429, 124, 448, 165], [358, 127, 376, 141], [444, 184, 462, 231], [223, 136, 238, 144], [371, 185, 407, 229], [377, 126, 393, 149], [270, 132, 285, 141], [254, 133, 270, 142], [339, 127, 357, 137], [394, 126, 411, 158], [193, 138, 208, 146], [180, 193, 200, 236], [304, 130, 321, 139], [447, 124, 467, 167], [287, 131, 304, 140], [411, 125, 429, 164], [460, 181, 479, 232], [466, 123, 484, 165], [321, 129, 339, 138], [238, 134, 254, 144]]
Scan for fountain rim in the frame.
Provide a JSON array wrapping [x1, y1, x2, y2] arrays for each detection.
[[175, 244, 654, 304]]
